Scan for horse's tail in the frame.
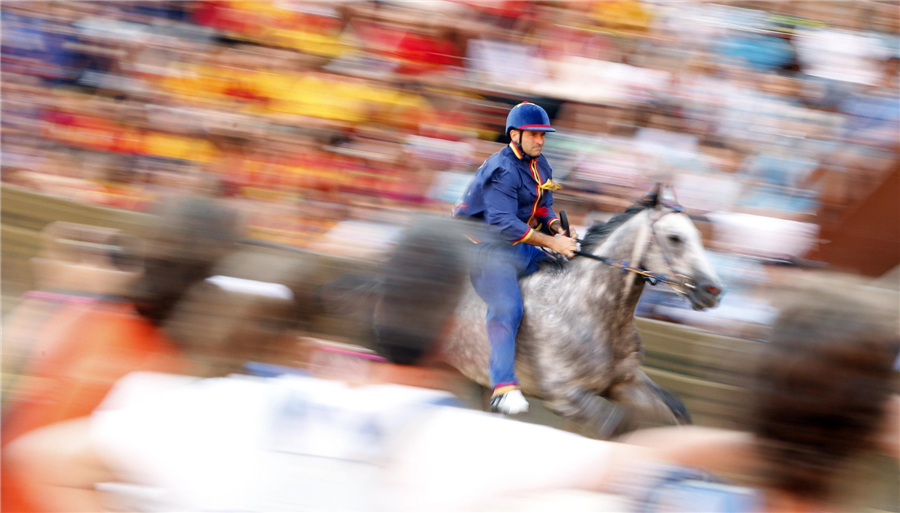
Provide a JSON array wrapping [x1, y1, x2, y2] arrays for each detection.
[[373, 216, 471, 366]]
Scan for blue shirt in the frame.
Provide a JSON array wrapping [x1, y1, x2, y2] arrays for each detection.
[[839, 92, 900, 137], [453, 143, 559, 244], [715, 34, 794, 71]]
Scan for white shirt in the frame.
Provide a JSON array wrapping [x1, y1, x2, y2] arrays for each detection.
[[92, 372, 621, 511]]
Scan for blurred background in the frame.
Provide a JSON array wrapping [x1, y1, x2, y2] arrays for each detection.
[[1, 0, 898, 504], [3, 0, 898, 316], [4, 1, 899, 376]]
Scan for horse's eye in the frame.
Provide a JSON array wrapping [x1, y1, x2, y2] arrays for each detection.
[[667, 234, 683, 244]]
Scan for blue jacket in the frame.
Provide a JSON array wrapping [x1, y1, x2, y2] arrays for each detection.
[[453, 143, 559, 244]]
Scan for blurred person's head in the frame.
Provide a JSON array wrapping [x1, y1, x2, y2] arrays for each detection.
[[129, 196, 242, 325], [161, 248, 328, 377], [105, 155, 137, 185], [698, 139, 730, 170], [43, 147, 81, 178], [1, 166, 33, 187], [751, 281, 899, 503], [506, 102, 555, 158], [879, 56, 899, 91], [372, 216, 471, 368]]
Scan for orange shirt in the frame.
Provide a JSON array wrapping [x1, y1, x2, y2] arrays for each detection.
[[1, 301, 193, 513]]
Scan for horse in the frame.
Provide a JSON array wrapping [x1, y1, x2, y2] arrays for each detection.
[[368, 185, 724, 438]]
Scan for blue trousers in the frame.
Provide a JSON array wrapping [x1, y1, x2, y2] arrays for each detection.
[[470, 242, 549, 391]]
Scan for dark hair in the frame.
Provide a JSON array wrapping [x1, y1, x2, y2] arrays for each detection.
[[161, 249, 313, 376], [751, 285, 899, 500], [374, 216, 470, 366], [129, 197, 241, 325]]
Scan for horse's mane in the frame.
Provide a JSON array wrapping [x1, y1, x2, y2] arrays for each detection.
[[537, 191, 659, 273], [578, 192, 659, 254]]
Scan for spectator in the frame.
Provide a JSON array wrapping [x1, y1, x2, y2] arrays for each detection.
[[1, 197, 240, 513], [7, 272, 898, 511]]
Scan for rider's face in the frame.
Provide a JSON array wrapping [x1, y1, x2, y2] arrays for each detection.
[[514, 130, 545, 158]]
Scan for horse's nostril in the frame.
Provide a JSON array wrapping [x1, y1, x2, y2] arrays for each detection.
[[706, 286, 721, 296]]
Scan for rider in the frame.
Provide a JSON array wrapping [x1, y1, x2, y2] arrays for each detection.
[[453, 101, 578, 414]]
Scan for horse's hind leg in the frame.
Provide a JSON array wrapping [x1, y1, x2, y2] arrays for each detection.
[[607, 370, 691, 431], [545, 387, 629, 440]]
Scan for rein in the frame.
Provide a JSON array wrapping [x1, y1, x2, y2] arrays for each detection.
[[569, 251, 680, 286], [559, 210, 696, 295]]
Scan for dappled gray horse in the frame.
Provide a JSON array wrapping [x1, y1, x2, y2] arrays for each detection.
[[438, 191, 723, 437]]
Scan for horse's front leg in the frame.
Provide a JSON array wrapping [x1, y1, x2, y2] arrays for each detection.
[[607, 369, 691, 431], [545, 387, 629, 440]]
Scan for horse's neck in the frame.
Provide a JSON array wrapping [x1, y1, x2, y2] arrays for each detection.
[[565, 213, 649, 327]]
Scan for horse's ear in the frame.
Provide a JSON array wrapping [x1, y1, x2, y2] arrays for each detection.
[[659, 184, 677, 204], [658, 184, 683, 211], [645, 183, 662, 209]]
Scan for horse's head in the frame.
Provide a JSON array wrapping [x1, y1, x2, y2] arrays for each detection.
[[639, 190, 723, 311]]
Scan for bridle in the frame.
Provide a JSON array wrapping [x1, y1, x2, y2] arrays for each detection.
[[559, 206, 697, 298]]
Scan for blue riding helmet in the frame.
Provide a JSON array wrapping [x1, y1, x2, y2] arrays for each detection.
[[505, 102, 556, 135]]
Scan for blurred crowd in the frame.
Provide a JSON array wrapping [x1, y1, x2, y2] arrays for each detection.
[[3, 0, 898, 255], [2, 3, 899, 511]]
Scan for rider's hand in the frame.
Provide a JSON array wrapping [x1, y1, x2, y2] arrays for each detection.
[[551, 220, 577, 240], [552, 235, 577, 258]]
